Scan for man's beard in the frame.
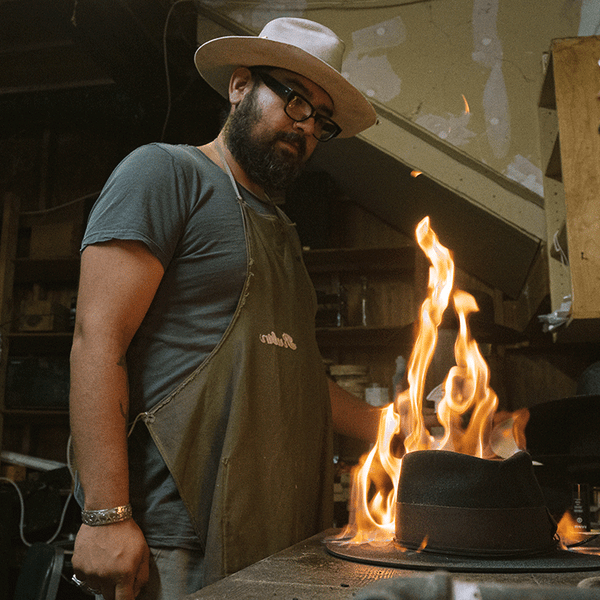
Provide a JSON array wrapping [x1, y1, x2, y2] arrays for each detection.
[[224, 86, 308, 196]]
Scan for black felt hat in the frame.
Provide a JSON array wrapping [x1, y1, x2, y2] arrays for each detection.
[[326, 450, 600, 572], [396, 450, 557, 557]]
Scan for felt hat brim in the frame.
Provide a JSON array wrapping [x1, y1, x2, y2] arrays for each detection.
[[325, 539, 600, 573], [194, 33, 377, 138]]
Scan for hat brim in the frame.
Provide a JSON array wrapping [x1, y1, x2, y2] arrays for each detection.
[[194, 36, 377, 138], [325, 539, 600, 573]]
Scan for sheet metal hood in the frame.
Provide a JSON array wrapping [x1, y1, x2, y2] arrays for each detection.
[[309, 107, 545, 299]]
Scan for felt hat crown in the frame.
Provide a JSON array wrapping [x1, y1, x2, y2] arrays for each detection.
[[194, 17, 377, 138], [396, 450, 558, 558]]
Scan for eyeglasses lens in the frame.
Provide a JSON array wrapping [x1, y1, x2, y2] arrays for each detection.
[[256, 71, 340, 141], [285, 98, 337, 141]]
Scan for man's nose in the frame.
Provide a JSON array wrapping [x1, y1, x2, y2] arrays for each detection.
[[293, 116, 317, 138]]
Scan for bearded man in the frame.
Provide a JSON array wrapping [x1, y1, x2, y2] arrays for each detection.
[[69, 17, 379, 600]]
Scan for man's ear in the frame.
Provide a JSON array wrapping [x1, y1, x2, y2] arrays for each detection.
[[228, 67, 254, 106]]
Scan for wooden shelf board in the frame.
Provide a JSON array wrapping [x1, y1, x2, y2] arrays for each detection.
[[316, 325, 413, 348], [8, 332, 73, 354], [14, 257, 80, 284], [316, 318, 524, 349], [304, 246, 416, 274], [1, 408, 69, 417]]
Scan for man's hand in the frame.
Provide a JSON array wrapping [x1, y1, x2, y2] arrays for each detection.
[[72, 519, 150, 600]]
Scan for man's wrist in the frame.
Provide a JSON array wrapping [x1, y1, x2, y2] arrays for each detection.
[[81, 503, 133, 526]]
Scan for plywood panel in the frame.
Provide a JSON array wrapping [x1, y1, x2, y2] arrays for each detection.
[[0, 196, 20, 454], [552, 36, 600, 319]]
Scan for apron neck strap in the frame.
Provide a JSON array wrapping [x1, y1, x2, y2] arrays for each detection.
[[216, 140, 243, 202]]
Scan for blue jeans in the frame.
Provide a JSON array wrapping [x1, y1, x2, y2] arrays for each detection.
[[137, 547, 205, 600]]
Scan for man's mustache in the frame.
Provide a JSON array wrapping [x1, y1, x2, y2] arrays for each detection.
[[273, 131, 307, 160]]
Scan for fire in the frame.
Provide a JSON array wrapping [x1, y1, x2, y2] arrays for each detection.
[[435, 289, 498, 458], [511, 408, 530, 451], [556, 511, 600, 555], [337, 217, 526, 543], [401, 217, 454, 454], [462, 93, 470, 114], [557, 511, 590, 548]]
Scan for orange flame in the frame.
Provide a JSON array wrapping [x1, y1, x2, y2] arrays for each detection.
[[435, 290, 498, 458], [557, 511, 589, 548], [462, 94, 470, 114], [401, 217, 454, 453], [511, 408, 530, 450], [337, 216, 527, 544]]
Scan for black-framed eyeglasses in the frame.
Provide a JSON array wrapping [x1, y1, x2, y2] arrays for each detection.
[[254, 70, 342, 142]]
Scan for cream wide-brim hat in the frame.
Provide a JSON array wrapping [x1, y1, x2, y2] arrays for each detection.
[[194, 17, 377, 138]]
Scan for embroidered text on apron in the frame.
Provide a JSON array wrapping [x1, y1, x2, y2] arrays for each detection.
[[139, 153, 333, 585]]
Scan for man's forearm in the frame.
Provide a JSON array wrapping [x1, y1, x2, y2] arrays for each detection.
[[70, 337, 131, 510], [329, 378, 382, 443]]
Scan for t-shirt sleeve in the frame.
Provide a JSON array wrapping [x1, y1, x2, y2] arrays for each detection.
[[82, 144, 191, 270]]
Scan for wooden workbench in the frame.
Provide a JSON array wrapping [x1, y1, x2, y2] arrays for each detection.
[[186, 530, 600, 599]]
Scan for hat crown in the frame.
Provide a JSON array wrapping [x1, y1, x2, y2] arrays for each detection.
[[395, 450, 558, 558], [259, 18, 345, 73], [398, 450, 545, 509]]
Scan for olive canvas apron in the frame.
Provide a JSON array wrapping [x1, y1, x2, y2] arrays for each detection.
[[139, 163, 333, 585]]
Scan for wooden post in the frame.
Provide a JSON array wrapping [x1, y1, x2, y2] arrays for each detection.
[[552, 36, 600, 321], [0, 195, 20, 455]]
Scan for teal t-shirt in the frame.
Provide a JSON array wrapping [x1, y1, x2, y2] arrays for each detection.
[[81, 143, 277, 549]]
